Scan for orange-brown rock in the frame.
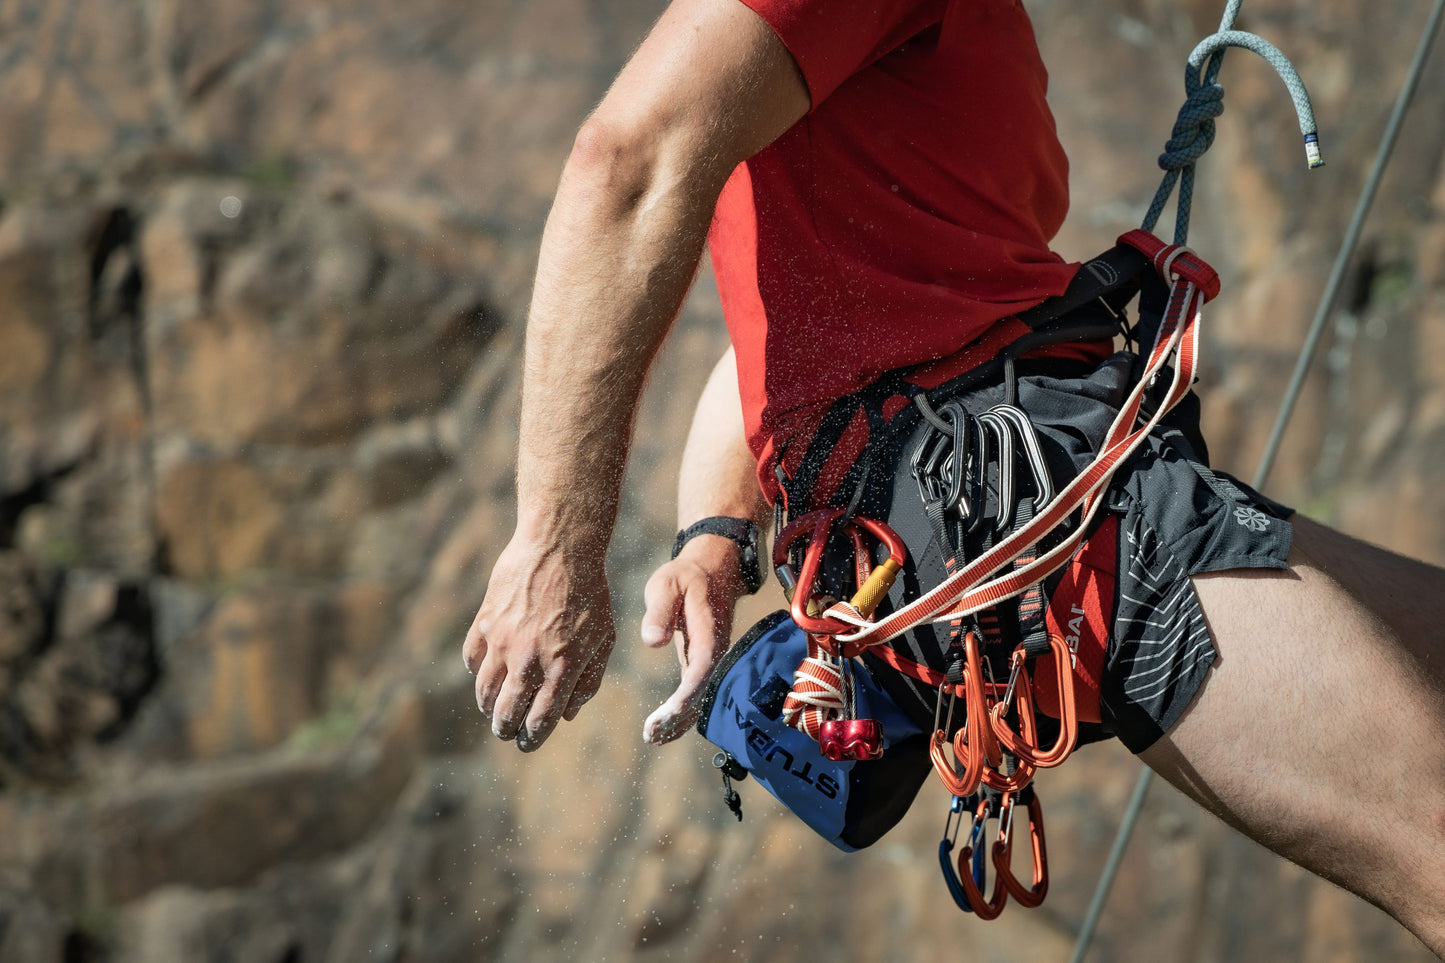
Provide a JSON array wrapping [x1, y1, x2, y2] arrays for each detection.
[[2, 0, 1443, 960]]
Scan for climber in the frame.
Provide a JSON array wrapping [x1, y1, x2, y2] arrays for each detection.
[[459, 0, 1445, 951]]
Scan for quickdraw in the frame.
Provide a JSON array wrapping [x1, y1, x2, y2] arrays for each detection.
[[955, 794, 1010, 921], [994, 789, 1048, 909], [938, 793, 989, 913]]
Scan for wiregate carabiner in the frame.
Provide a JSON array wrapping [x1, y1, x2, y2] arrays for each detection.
[[975, 409, 1016, 533], [980, 661, 1037, 794], [992, 790, 1049, 908], [929, 628, 1004, 797], [912, 400, 984, 525], [964, 627, 1003, 771], [957, 795, 1010, 920], [930, 677, 983, 797], [939, 795, 988, 913], [991, 634, 1078, 768], [985, 403, 1056, 508]]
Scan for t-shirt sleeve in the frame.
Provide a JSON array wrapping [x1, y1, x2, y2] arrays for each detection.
[[737, 0, 947, 106]]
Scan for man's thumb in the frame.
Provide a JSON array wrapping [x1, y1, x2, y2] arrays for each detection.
[[640, 570, 681, 647]]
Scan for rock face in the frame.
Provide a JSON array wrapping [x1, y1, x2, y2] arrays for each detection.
[[1, 1, 1443, 961]]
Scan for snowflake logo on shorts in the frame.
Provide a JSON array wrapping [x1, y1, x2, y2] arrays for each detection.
[[1234, 506, 1270, 532]]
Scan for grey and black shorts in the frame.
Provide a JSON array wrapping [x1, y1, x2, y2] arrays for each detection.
[[848, 351, 1294, 754]]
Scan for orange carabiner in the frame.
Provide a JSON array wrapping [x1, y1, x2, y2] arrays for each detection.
[[992, 791, 1048, 908], [988, 651, 1036, 759], [980, 665, 1037, 793], [963, 628, 1003, 770], [932, 626, 1013, 796], [991, 634, 1077, 768], [929, 680, 984, 797], [959, 797, 1009, 920], [930, 725, 983, 798]]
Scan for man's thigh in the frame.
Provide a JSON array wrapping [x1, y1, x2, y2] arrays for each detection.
[[1138, 516, 1445, 952]]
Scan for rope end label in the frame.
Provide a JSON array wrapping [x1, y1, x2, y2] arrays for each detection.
[[1304, 132, 1325, 169]]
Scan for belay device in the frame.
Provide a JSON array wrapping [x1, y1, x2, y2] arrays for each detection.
[[697, 0, 1326, 921]]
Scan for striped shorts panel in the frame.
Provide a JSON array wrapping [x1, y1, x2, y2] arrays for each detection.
[[861, 354, 1294, 753]]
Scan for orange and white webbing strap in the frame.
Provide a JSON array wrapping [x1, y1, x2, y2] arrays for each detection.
[[821, 235, 1214, 652]]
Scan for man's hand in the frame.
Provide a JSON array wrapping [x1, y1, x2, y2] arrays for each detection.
[[463, 533, 615, 752], [640, 535, 750, 745], [461, 0, 806, 752]]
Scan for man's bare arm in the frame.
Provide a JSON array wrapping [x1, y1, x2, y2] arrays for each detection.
[[641, 348, 770, 744], [463, 0, 808, 752]]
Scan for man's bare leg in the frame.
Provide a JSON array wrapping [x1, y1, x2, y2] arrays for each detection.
[[1140, 516, 1445, 955]]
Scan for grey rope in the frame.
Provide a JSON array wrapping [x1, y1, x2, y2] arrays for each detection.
[[1069, 2, 1445, 961], [1142, 0, 1324, 244]]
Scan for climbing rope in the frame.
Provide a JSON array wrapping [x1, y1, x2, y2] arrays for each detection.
[[1070, 1, 1445, 959], [1142, 0, 1324, 245]]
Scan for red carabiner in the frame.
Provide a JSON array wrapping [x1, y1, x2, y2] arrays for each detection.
[[992, 792, 1048, 908], [959, 797, 1009, 920], [773, 509, 854, 637], [772, 509, 907, 655], [991, 634, 1078, 768]]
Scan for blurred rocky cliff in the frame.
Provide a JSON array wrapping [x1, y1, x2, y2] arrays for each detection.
[[0, 0, 1441, 960]]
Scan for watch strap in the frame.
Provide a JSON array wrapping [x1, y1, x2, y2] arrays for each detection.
[[672, 516, 764, 594]]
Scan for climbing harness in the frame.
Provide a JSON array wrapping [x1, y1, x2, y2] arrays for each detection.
[[692, 0, 1414, 930]]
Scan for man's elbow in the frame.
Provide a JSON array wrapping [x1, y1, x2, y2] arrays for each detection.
[[566, 111, 728, 213], [566, 116, 660, 206]]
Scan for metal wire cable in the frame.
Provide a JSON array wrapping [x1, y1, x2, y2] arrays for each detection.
[[1068, 2, 1445, 961], [1254, 0, 1445, 490]]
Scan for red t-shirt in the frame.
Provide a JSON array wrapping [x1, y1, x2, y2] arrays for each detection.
[[708, 0, 1092, 498]]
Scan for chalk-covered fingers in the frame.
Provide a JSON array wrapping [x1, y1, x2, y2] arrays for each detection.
[[463, 532, 616, 752], [641, 537, 746, 744]]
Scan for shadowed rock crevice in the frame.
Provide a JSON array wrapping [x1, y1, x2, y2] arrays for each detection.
[[0, 464, 81, 551], [0, 566, 159, 787]]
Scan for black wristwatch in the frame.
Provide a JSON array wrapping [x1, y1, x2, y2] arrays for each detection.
[[672, 516, 765, 595]]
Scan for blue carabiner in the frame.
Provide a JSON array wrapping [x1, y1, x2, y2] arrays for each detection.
[[938, 795, 989, 912]]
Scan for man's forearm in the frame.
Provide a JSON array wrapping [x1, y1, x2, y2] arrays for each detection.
[[516, 124, 726, 556], [677, 347, 771, 530], [464, 0, 809, 751]]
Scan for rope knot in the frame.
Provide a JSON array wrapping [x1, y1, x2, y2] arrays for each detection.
[[1158, 82, 1225, 171]]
